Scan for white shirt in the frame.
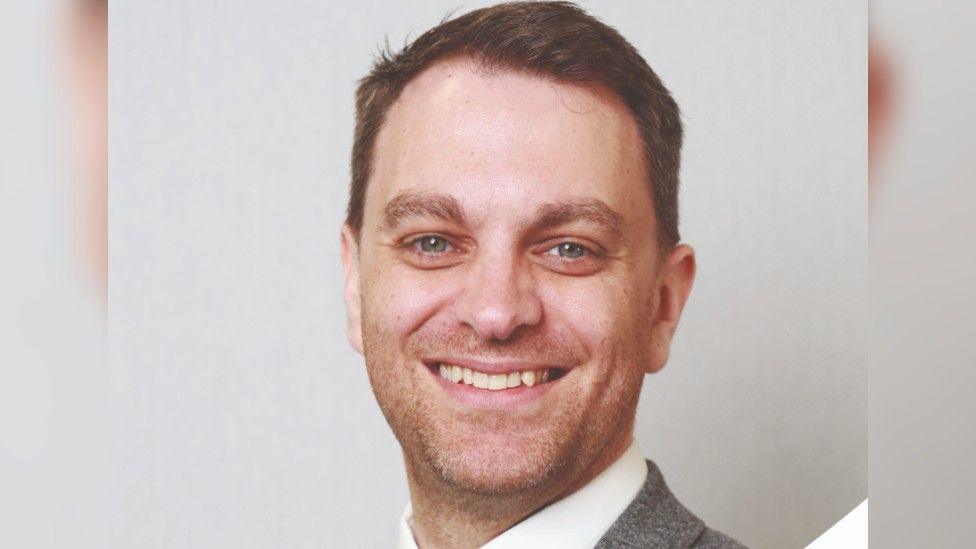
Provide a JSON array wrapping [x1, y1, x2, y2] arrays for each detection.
[[397, 439, 648, 549]]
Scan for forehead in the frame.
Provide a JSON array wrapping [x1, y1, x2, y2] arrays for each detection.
[[366, 58, 650, 227]]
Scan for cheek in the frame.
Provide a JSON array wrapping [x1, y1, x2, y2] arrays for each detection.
[[361, 262, 459, 340], [536, 267, 657, 370], [536, 275, 633, 354]]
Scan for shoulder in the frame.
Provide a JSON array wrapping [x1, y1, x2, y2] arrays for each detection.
[[595, 460, 747, 549]]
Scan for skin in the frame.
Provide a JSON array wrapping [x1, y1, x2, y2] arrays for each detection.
[[341, 59, 695, 548], [66, 0, 107, 300], [868, 36, 893, 200]]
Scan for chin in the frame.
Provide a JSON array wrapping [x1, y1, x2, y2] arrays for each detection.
[[427, 432, 566, 495]]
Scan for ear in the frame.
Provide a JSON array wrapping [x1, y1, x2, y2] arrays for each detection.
[[340, 224, 364, 355], [644, 244, 696, 374]]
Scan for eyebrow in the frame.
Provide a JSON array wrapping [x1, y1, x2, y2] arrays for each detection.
[[380, 190, 623, 238], [381, 190, 467, 231], [533, 197, 624, 239]]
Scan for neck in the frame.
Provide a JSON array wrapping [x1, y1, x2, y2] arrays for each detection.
[[404, 430, 634, 549]]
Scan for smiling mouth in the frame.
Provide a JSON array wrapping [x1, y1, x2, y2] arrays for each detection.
[[427, 362, 568, 391]]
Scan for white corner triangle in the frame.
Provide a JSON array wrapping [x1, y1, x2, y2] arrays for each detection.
[[805, 499, 868, 548]]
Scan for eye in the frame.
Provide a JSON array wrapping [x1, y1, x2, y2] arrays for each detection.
[[412, 234, 453, 254], [398, 233, 467, 269], [546, 241, 588, 259], [536, 239, 605, 276]]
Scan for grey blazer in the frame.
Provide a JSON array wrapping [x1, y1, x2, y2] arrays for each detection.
[[595, 460, 746, 548]]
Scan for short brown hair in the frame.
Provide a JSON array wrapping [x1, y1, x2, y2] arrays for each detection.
[[347, 1, 683, 248]]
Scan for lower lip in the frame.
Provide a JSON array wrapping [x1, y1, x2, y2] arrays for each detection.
[[425, 365, 561, 410]]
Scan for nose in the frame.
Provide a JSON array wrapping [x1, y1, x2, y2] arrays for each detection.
[[453, 253, 542, 341]]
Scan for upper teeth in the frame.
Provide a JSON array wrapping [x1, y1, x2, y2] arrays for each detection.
[[438, 363, 553, 390]]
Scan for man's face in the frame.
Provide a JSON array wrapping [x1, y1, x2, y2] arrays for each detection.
[[342, 60, 694, 495]]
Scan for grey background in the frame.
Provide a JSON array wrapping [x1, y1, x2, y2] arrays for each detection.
[[0, 1, 108, 548], [870, 1, 976, 547], [110, 1, 865, 548]]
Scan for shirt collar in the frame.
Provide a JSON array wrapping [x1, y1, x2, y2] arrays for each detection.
[[397, 439, 647, 549]]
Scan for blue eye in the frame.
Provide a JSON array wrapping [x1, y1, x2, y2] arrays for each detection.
[[414, 235, 451, 253], [548, 242, 587, 259]]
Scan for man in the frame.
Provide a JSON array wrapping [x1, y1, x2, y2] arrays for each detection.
[[340, 2, 745, 547]]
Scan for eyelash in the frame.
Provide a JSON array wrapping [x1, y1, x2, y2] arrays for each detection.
[[543, 241, 594, 260], [406, 234, 460, 255]]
